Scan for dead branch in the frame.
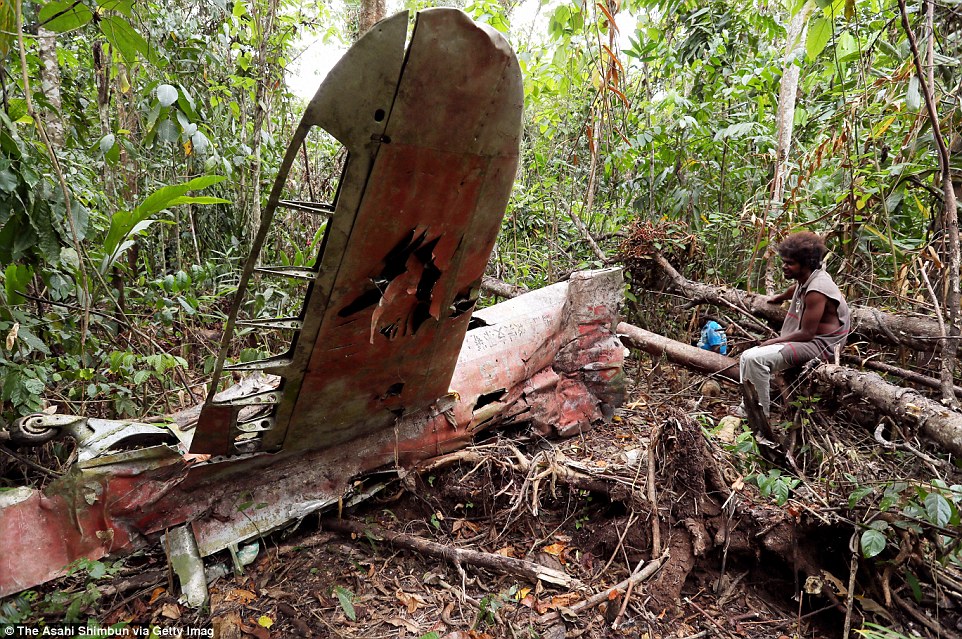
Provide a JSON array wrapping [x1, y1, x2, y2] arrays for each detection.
[[847, 355, 962, 396], [536, 550, 668, 626], [481, 276, 528, 300], [816, 363, 962, 457], [322, 517, 581, 588], [617, 322, 740, 383]]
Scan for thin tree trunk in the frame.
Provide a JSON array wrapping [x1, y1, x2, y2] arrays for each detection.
[[357, 0, 386, 37], [899, 0, 960, 408], [765, 1, 815, 293], [247, 0, 280, 244], [36, 26, 64, 147], [771, 2, 814, 216]]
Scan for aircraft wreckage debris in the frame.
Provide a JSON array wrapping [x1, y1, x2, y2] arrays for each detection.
[[0, 9, 626, 600]]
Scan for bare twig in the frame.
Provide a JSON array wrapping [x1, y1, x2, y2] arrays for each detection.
[[322, 518, 581, 588], [537, 550, 668, 625]]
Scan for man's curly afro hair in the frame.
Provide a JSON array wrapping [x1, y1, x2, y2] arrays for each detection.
[[776, 232, 826, 271]]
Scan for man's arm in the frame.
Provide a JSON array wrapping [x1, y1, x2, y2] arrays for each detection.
[[768, 284, 796, 305], [760, 291, 827, 346]]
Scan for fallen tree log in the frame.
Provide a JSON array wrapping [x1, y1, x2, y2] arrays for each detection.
[[651, 254, 945, 352], [616, 322, 740, 383], [617, 321, 962, 457]]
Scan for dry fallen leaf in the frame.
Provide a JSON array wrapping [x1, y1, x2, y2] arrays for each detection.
[[396, 589, 427, 614], [160, 602, 181, 620], [238, 622, 270, 639], [212, 612, 245, 639], [148, 587, 166, 605], [385, 616, 421, 633], [494, 546, 517, 558], [229, 588, 258, 605], [542, 542, 566, 557], [5, 322, 19, 350]]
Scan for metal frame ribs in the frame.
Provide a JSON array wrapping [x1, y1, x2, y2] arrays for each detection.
[[0, 9, 625, 599]]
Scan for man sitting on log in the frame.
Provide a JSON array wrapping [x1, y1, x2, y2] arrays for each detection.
[[739, 232, 851, 421]]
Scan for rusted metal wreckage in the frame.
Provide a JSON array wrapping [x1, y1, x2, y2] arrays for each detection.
[[0, 9, 625, 600]]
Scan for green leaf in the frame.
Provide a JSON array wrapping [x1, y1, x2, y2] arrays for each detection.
[[99, 0, 134, 16], [99, 15, 149, 64], [87, 561, 106, 579], [924, 492, 952, 527], [157, 84, 178, 108], [906, 75, 921, 111], [5, 99, 28, 123], [101, 175, 225, 270], [848, 485, 873, 508], [0, 168, 16, 192], [16, 326, 50, 356], [333, 586, 356, 621], [806, 17, 832, 61], [0, 0, 15, 57], [4, 263, 33, 305], [165, 195, 230, 206], [99, 134, 116, 156], [38, 0, 93, 32], [860, 529, 886, 558]]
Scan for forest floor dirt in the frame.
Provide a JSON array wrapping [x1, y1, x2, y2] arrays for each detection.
[[15, 354, 962, 639]]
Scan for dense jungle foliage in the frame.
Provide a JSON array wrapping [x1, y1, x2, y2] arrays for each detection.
[[0, 0, 959, 423]]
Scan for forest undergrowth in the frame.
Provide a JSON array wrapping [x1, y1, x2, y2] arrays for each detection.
[[3, 338, 961, 639]]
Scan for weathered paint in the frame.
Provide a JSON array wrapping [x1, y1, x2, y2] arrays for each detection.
[[0, 9, 625, 598], [0, 269, 624, 597]]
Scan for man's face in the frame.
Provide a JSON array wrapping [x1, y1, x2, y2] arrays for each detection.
[[781, 256, 804, 281]]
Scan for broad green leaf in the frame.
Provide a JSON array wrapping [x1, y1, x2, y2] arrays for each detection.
[[924, 492, 952, 527], [0, 0, 14, 56], [333, 586, 356, 621], [156, 119, 179, 144], [191, 131, 211, 155], [5, 99, 27, 123], [848, 485, 873, 508], [99, 134, 116, 156], [906, 76, 921, 111], [4, 263, 32, 305], [860, 529, 886, 558], [101, 176, 225, 270], [0, 167, 16, 192], [38, 0, 93, 32], [99, 0, 133, 16], [835, 31, 858, 61], [134, 175, 225, 218], [100, 15, 148, 64], [806, 17, 831, 61], [166, 195, 229, 206], [157, 84, 178, 108]]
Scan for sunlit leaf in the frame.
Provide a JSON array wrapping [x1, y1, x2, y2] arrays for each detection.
[[157, 84, 179, 108], [806, 17, 832, 61], [38, 0, 93, 32]]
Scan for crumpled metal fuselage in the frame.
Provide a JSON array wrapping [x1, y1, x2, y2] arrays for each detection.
[[0, 9, 625, 598]]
